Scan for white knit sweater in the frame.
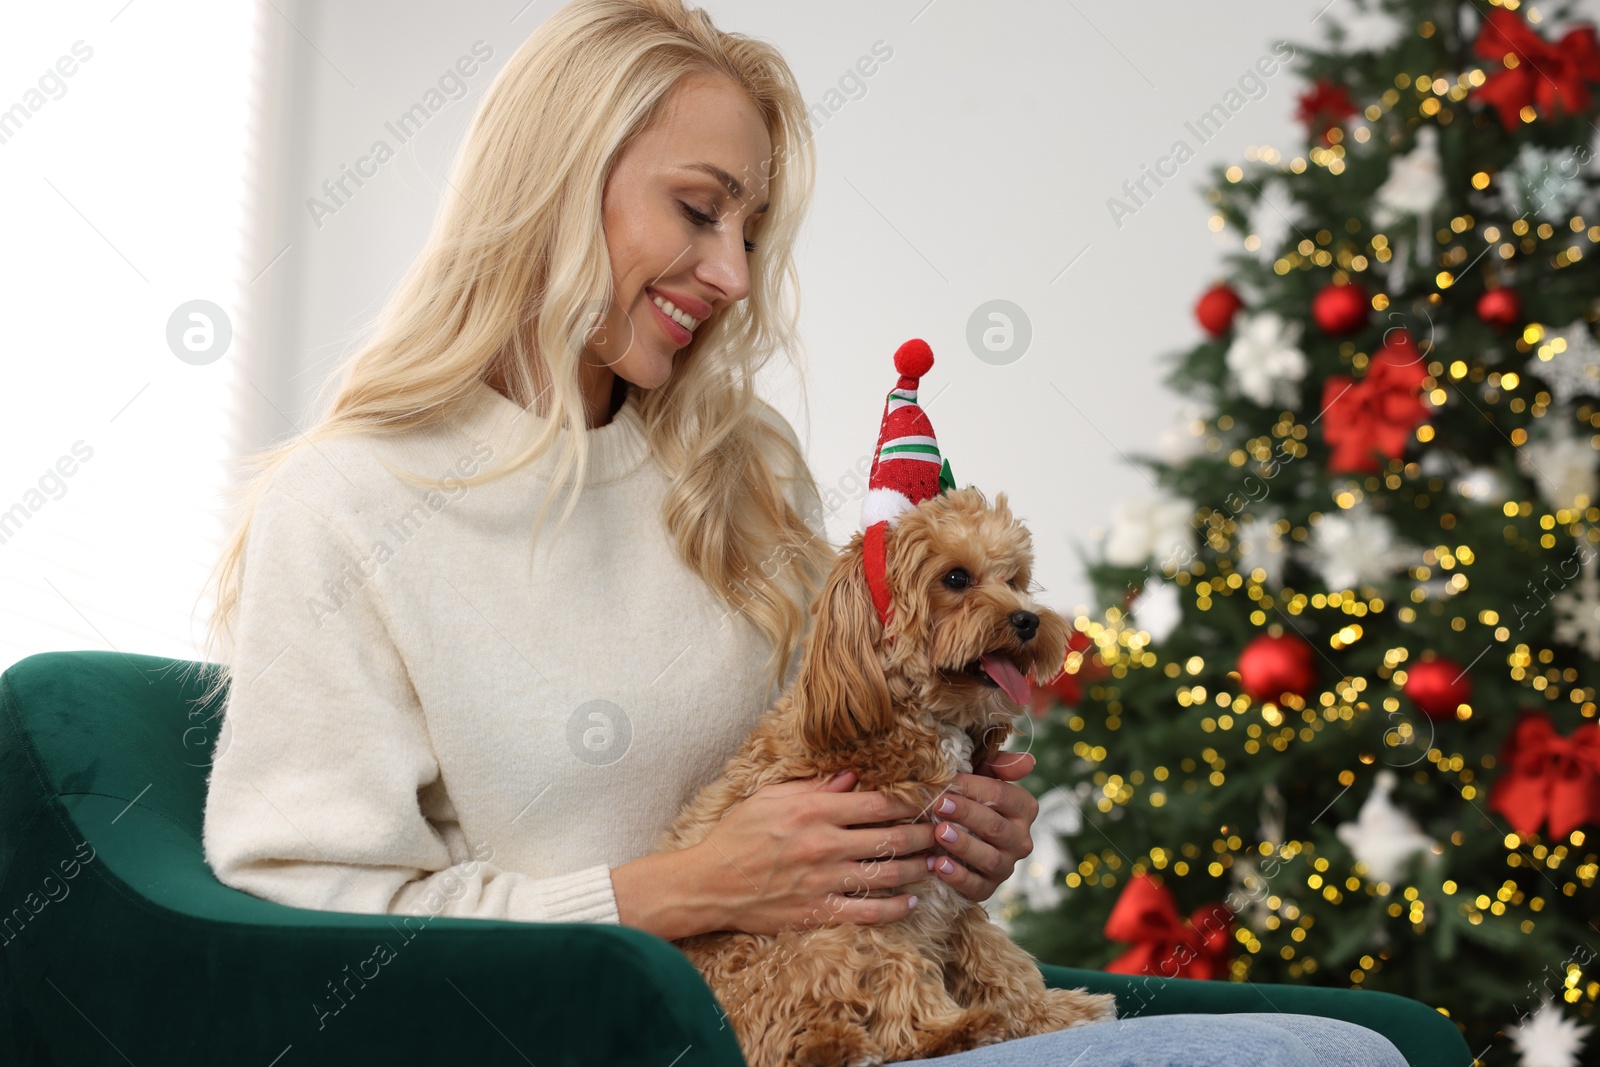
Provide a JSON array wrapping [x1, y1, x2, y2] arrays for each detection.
[[201, 379, 823, 926]]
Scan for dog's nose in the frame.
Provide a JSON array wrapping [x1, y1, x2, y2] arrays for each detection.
[[1010, 610, 1039, 642]]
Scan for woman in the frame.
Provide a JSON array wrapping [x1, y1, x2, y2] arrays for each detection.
[[197, 1, 1406, 1063]]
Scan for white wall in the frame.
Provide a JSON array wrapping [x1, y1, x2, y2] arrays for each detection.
[[246, 0, 1584, 616], [0, 1, 261, 669]]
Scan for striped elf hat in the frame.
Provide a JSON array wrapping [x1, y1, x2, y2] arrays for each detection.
[[860, 338, 956, 631]]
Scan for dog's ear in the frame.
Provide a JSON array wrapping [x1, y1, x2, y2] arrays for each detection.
[[792, 536, 895, 754]]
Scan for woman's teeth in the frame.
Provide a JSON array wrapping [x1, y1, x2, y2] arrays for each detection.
[[651, 293, 700, 332]]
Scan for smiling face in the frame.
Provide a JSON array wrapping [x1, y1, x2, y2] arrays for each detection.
[[584, 70, 772, 391]]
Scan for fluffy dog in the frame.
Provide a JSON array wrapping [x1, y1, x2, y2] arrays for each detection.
[[660, 485, 1117, 1067]]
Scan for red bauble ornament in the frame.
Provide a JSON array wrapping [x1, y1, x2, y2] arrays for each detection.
[[1236, 633, 1317, 703], [1312, 281, 1369, 335], [1195, 284, 1244, 338], [1477, 288, 1522, 332], [1403, 655, 1472, 720]]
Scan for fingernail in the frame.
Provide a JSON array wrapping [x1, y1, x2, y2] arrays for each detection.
[[938, 858, 956, 874], [937, 797, 956, 815], [907, 895, 919, 909], [926, 854, 936, 871], [939, 824, 958, 843]]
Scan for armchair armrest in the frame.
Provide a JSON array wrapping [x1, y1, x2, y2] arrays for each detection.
[[2, 795, 748, 1066]]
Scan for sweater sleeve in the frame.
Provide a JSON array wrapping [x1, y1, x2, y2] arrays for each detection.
[[201, 481, 620, 925]]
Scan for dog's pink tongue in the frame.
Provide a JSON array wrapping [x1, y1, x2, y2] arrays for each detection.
[[980, 653, 1031, 706]]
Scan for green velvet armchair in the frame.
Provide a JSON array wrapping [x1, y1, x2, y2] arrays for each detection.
[[1, 651, 1473, 1065]]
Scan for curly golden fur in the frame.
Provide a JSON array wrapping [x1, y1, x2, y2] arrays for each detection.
[[660, 486, 1117, 1066]]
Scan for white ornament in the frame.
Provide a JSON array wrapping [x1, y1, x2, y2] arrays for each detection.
[[1227, 783, 1291, 928], [1455, 467, 1513, 505], [1388, 232, 1413, 293], [1245, 176, 1295, 265], [1226, 312, 1309, 408], [1374, 128, 1443, 292], [1305, 505, 1413, 591], [1227, 855, 1274, 929], [1504, 142, 1590, 226], [986, 783, 1090, 924], [1519, 421, 1599, 510], [1104, 495, 1195, 572], [1418, 450, 1512, 506], [1130, 577, 1182, 643], [1157, 401, 1209, 463], [1259, 781, 1287, 847], [1418, 449, 1455, 478], [1334, 769, 1438, 887], [1235, 512, 1288, 587], [1553, 557, 1600, 659], [1529, 319, 1600, 406], [1373, 127, 1444, 227], [1328, 0, 1404, 52], [1506, 994, 1593, 1067]]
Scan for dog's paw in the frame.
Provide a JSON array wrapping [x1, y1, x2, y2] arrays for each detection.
[[1067, 992, 1119, 1026], [791, 1019, 884, 1067], [1009, 987, 1119, 1038]]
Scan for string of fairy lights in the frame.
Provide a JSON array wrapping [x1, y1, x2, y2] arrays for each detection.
[[1029, 3, 1600, 1008]]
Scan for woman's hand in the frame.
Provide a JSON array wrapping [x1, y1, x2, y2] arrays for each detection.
[[923, 752, 1040, 904], [687, 769, 940, 936]]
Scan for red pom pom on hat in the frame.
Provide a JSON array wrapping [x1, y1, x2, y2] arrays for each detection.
[[895, 338, 934, 380], [863, 339, 946, 533]]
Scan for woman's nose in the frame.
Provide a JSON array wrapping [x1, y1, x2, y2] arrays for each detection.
[[696, 233, 752, 306]]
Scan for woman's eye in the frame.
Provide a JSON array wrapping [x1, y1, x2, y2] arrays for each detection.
[[681, 201, 718, 225], [943, 568, 971, 591], [680, 201, 757, 254]]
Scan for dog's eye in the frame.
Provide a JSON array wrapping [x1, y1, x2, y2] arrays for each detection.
[[1007, 577, 1020, 590], [943, 568, 971, 591]]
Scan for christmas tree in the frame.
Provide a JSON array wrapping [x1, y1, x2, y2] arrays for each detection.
[[1005, 1, 1600, 1061]]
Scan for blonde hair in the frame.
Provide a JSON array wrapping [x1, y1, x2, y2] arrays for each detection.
[[192, 0, 832, 709]]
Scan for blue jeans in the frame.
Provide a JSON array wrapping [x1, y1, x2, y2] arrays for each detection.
[[892, 1012, 1409, 1066]]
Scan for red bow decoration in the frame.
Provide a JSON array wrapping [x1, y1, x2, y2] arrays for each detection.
[[1296, 79, 1360, 146], [1487, 710, 1600, 840], [1103, 873, 1234, 980], [1319, 328, 1430, 474], [1471, 8, 1600, 131]]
